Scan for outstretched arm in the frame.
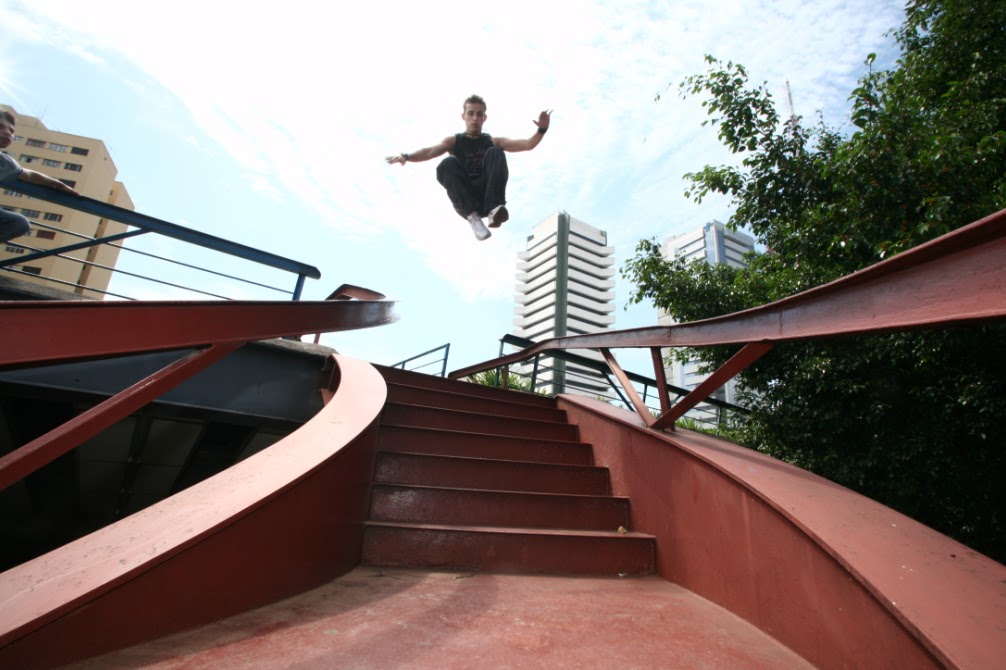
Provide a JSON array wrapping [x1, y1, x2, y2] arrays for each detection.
[[18, 169, 79, 195], [495, 110, 552, 153], [386, 135, 456, 166]]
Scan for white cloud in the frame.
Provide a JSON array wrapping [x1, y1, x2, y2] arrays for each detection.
[[1, 0, 906, 366]]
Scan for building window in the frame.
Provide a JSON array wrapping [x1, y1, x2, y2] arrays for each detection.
[[58, 179, 76, 188], [43, 212, 63, 222], [71, 146, 89, 156], [12, 135, 23, 142], [49, 143, 69, 152], [42, 158, 61, 167], [25, 139, 45, 148], [5, 245, 25, 254], [3, 190, 24, 197], [20, 209, 41, 219], [19, 154, 39, 164], [35, 230, 56, 240], [21, 266, 42, 275], [63, 162, 83, 172]]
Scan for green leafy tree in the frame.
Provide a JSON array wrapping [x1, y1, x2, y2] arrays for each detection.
[[624, 0, 1006, 560]]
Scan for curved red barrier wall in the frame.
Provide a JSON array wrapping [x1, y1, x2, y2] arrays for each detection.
[[560, 395, 1006, 670], [0, 355, 386, 669]]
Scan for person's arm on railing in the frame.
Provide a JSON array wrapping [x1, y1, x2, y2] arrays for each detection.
[[16, 167, 79, 196]]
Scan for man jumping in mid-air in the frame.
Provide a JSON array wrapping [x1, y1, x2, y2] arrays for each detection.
[[386, 94, 551, 241]]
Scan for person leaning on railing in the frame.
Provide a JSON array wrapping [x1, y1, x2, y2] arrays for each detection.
[[0, 109, 80, 243]]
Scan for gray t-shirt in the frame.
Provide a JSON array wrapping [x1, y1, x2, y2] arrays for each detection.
[[0, 152, 23, 182]]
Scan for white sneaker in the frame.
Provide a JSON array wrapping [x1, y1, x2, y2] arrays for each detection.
[[467, 212, 491, 241], [487, 204, 509, 228]]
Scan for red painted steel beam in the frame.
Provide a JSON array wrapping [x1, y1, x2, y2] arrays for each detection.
[[650, 347, 671, 416], [0, 342, 242, 492], [599, 348, 655, 428], [651, 343, 773, 431], [325, 284, 387, 301], [449, 208, 1006, 379], [0, 299, 397, 369]]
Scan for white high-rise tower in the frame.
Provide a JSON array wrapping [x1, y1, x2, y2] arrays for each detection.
[[512, 212, 614, 395]]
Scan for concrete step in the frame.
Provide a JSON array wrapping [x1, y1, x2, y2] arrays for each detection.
[[374, 452, 611, 495], [387, 383, 565, 422], [362, 521, 655, 576], [370, 484, 630, 531], [376, 365, 555, 407], [376, 425, 595, 465], [381, 403, 579, 442]]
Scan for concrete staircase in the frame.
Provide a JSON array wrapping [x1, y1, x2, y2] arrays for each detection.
[[362, 366, 655, 575]]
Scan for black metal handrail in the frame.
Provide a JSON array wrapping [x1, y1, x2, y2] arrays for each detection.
[[1, 179, 320, 300], [497, 334, 748, 427], [389, 343, 451, 377]]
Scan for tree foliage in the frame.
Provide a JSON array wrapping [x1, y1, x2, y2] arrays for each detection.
[[465, 369, 546, 395], [624, 0, 1006, 560]]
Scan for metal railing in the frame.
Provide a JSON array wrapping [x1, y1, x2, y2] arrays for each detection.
[[494, 334, 748, 430], [389, 343, 451, 377], [450, 209, 1006, 431], [1, 180, 320, 300]]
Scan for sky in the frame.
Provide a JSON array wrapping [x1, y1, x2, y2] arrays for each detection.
[[0, 0, 906, 376]]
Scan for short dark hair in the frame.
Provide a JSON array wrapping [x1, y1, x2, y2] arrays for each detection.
[[464, 94, 486, 110], [1, 110, 14, 126]]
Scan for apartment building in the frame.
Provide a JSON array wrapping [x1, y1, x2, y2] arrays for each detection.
[[1, 104, 133, 297], [658, 220, 756, 405]]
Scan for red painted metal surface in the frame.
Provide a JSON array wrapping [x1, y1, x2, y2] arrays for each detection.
[[649, 346, 671, 415], [68, 567, 818, 669], [370, 484, 630, 529], [0, 298, 397, 369], [381, 403, 579, 441], [558, 394, 1006, 670], [0, 355, 387, 669], [363, 523, 655, 575], [376, 424, 596, 465], [312, 284, 390, 342], [598, 347, 653, 426], [0, 342, 242, 492], [387, 383, 565, 421], [0, 294, 395, 494], [365, 367, 656, 577], [651, 342, 772, 430], [378, 364, 555, 406], [374, 452, 611, 495]]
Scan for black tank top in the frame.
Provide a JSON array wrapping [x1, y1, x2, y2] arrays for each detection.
[[450, 133, 494, 178]]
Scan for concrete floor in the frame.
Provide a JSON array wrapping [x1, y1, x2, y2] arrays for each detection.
[[63, 568, 815, 669]]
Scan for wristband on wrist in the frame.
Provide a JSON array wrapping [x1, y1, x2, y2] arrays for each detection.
[[401, 153, 409, 162], [537, 127, 547, 135]]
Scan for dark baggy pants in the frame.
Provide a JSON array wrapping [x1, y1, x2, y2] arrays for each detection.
[[436, 146, 508, 218], [0, 209, 30, 243]]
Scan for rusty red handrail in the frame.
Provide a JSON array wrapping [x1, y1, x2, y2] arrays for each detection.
[[450, 208, 1006, 428]]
